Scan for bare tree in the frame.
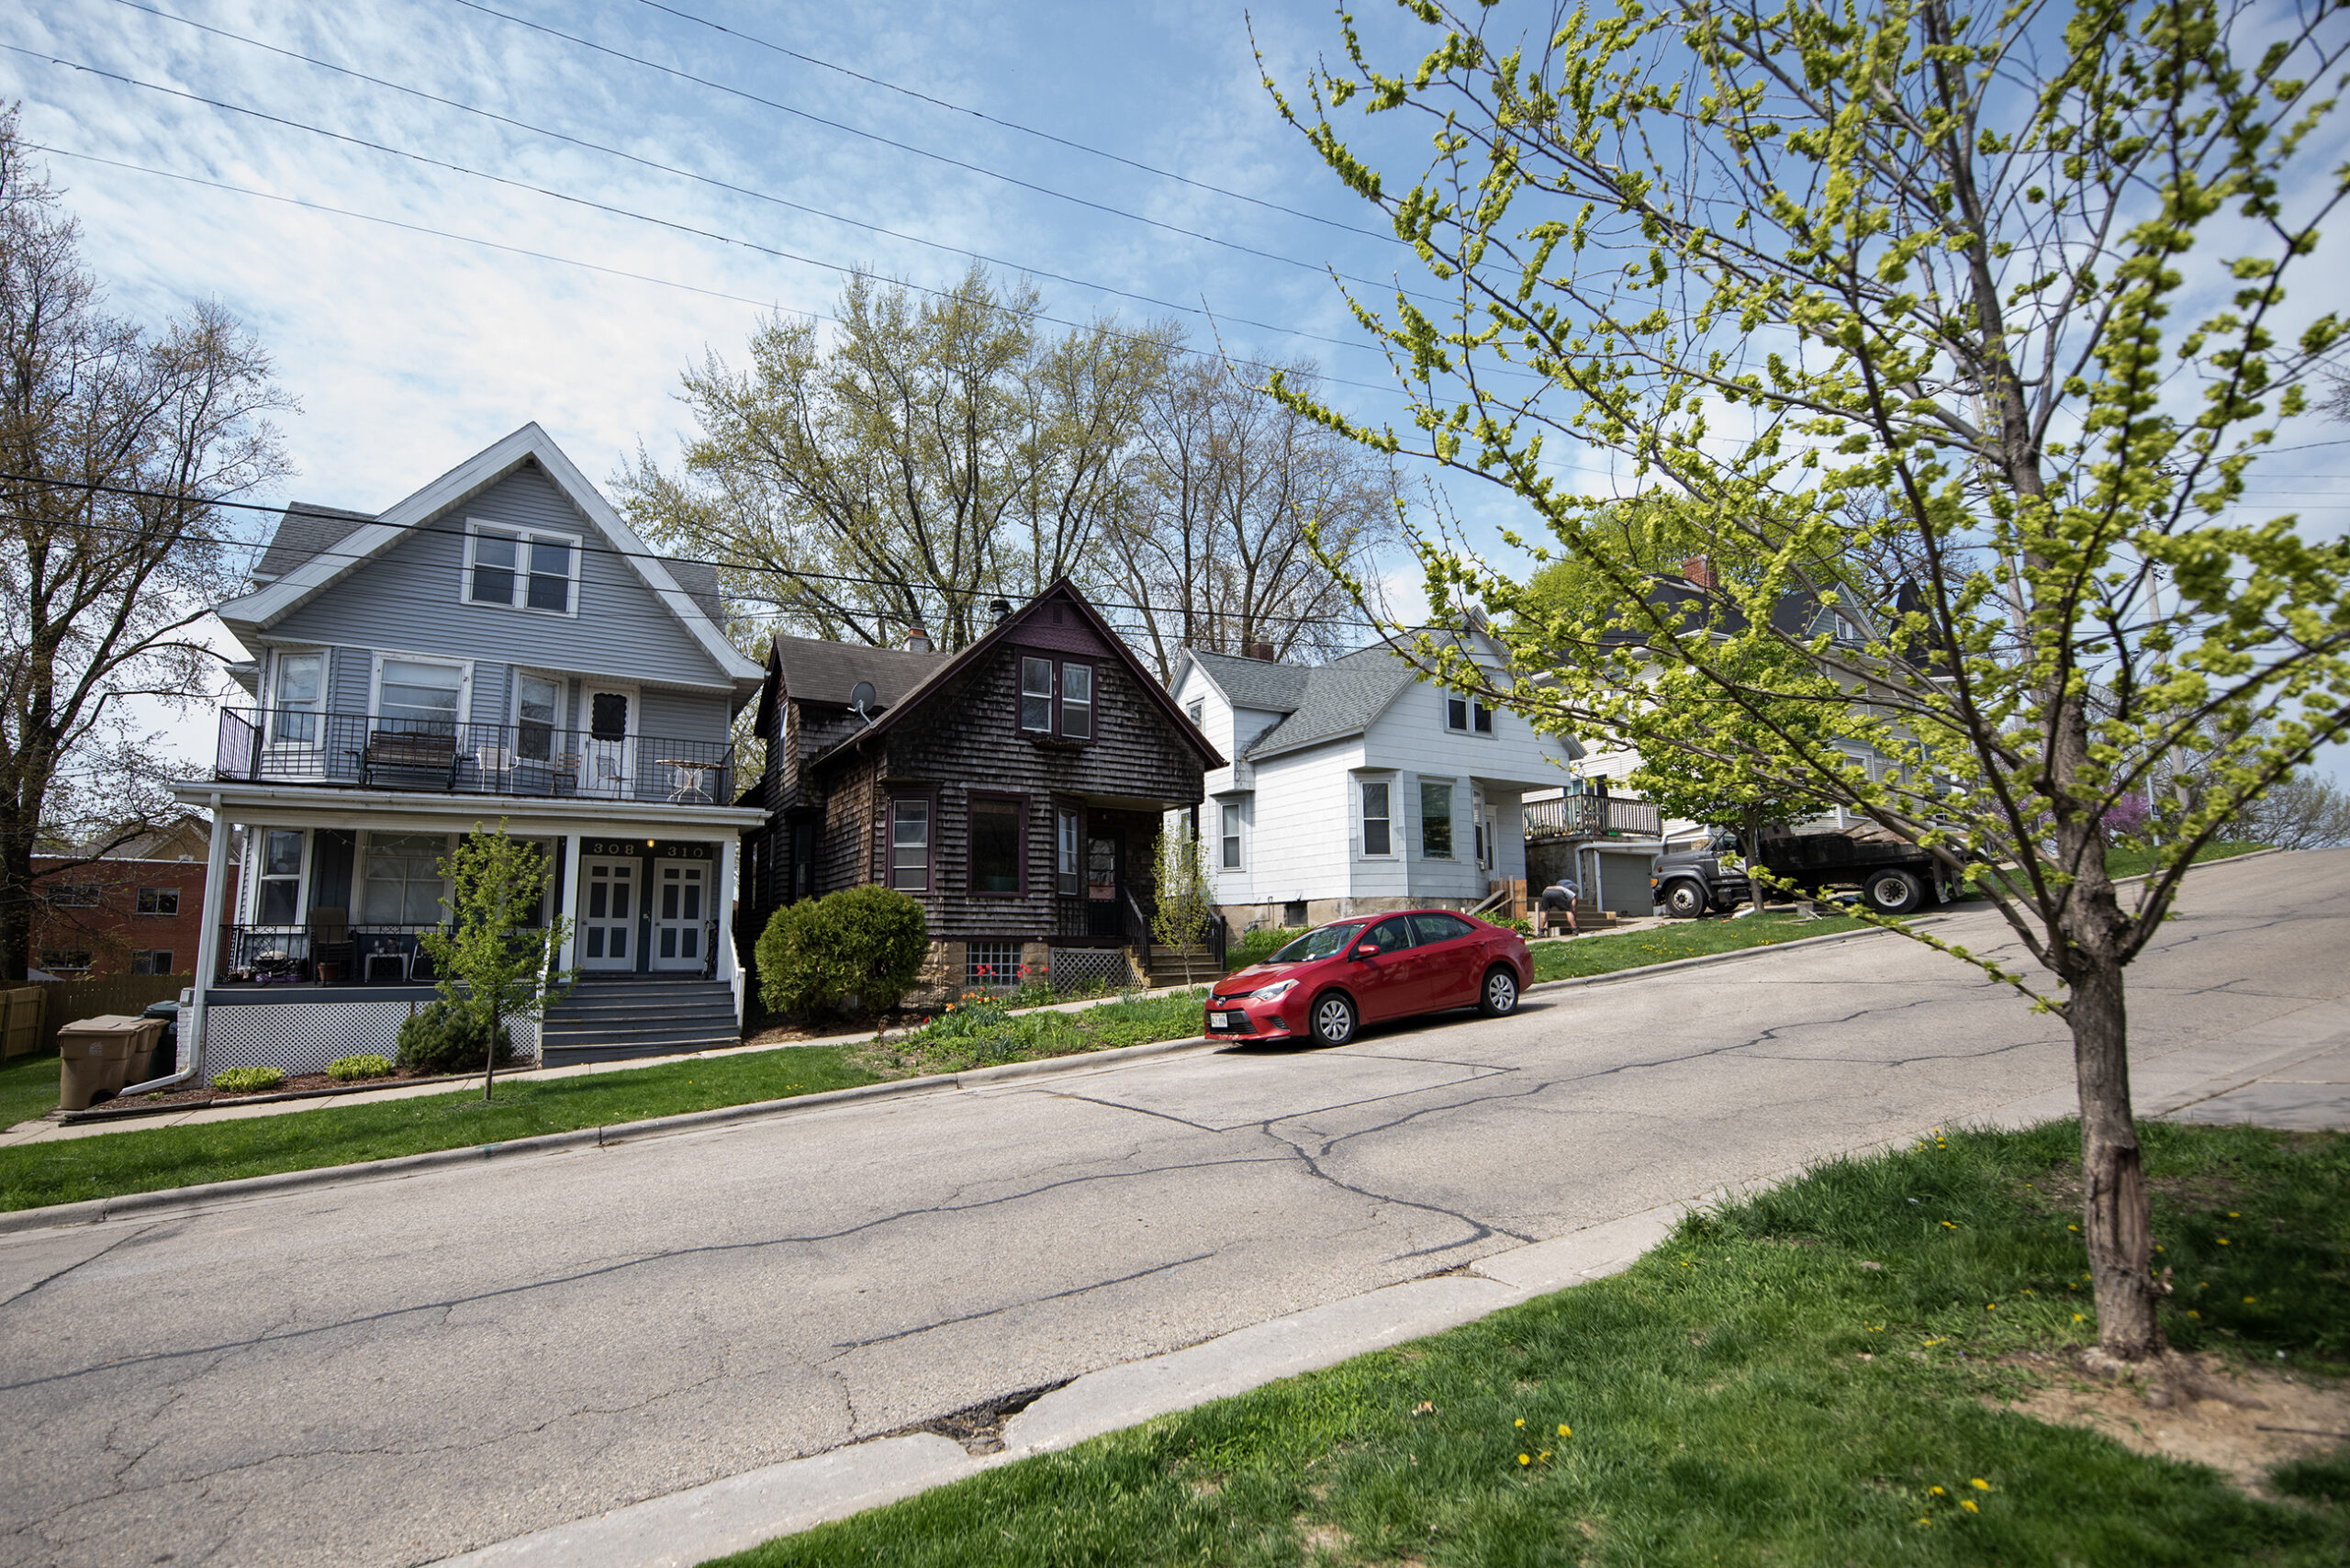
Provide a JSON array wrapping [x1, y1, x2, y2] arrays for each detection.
[[620, 266, 1169, 653], [0, 117, 293, 981], [1099, 353, 1394, 680]]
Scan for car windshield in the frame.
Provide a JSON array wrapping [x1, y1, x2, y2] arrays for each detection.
[[1270, 922, 1369, 964]]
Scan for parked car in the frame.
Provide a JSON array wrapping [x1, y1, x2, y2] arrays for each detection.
[[1203, 909, 1531, 1047]]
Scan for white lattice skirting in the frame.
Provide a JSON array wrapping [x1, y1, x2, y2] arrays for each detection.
[[1048, 947, 1134, 991], [203, 1000, 542, 1076]]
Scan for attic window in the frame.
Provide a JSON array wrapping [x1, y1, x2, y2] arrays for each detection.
[[1445, 695, 1494, 734], [466, 521, 579, 616], [1018, 655, 1094, 742]]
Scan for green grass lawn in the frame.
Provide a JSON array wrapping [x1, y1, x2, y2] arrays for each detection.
[[0, 1050, 61, 1130], [0, 1045, 880, 1213], [715, 1121, 2349, 1568], [2105, 838, 2270, 882], [871, 989, 1214, 1076], [1528, 910, 1874, 983]]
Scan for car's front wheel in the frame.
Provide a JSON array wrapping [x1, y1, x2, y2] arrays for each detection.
[[1479, 965, 1520, 1017], [1662, 879, 1708, 919], [1311, 991, 1358, 1047]]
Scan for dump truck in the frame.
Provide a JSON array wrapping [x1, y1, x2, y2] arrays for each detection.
[[1649, 824, 1954, 918]]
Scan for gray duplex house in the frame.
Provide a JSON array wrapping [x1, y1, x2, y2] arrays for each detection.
[[168, 423, 767, 1076]]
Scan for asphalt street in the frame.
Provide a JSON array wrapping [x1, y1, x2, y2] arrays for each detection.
[[3, 849, 2344, 1566]]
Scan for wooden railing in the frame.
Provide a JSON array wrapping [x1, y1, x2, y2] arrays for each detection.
[[1524, 794, 1662, 841]]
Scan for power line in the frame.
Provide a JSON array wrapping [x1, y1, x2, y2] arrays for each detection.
[[437, 0, 1433, 303], [628, 0, 1395, 245], [85, 3, 1433, 359], [0, 472, 1401, 633]]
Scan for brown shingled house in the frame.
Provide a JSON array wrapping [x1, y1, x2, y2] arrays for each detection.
[[739, 581, 1223, 998]]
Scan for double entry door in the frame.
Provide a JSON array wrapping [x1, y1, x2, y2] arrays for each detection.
[[576, 852, 708, 972]]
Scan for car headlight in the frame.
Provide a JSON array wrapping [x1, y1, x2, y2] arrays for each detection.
[[1248, 980, 1298, 1002]]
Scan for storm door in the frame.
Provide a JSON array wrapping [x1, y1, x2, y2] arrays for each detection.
[[1085, 834, 1123, 938], [582, 689, 632, 800], [578, 857, 636, 970], [652, 860, 707, 972]]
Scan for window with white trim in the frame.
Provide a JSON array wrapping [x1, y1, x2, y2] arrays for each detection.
[[1360, 778, 1393, 857], [515, 673, 562, 761], [1220, 802, 1242, 869], [360, 832, 447, 924], [378, 657, 464, 733], [466, 521, 580, 615], [130, 950, 173, 975], [1419, 779, 1455, 859], [137, 887, 180, 915], [271, 650, 325, 745], [1444, 693, 1494, 734], [256, 829, 306, 924]]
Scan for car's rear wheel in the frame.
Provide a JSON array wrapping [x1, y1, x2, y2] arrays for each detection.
[[1479, 965, 1519, 1017], [1662, 879, 1708, 919], [1311, 991, 1358, 1047]]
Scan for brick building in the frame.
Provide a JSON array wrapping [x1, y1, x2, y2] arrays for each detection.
[[30, 817, 236, 980]]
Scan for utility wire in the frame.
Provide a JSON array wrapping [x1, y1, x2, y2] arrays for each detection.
[[438, 0, 1432, 302], [0, 472, 1402, 633], [88, 2, 1460, 361], [629, 0, 1395, 244]]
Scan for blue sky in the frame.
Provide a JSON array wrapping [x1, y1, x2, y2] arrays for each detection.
[[4, 0, 2344, 784]]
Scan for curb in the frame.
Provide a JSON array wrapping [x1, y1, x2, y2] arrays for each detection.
[[0, 1035, 1231, 1237]]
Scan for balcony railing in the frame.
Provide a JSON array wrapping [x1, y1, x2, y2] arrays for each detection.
[[215, 708, 735, 806], [1524, 794, 1662, 841], [217, 921, 452, 986]]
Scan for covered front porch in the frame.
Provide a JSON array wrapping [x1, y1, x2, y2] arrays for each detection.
[[169, 779, 764, 1077]]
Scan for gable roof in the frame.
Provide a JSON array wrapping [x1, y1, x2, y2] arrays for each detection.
[[252, 503, 374, 585], [755, 633, 949, 737], [214, 423, 762, 694], [788, 580, 1225, 772], [1182, 649, 1315, 712]]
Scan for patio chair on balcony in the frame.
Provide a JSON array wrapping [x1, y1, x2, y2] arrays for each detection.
[[354, 729, 460, 789], [310, 907, 355, 984]]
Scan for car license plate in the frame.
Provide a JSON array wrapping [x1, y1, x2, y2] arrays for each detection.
[[1211, 1011, 1239, 1028]]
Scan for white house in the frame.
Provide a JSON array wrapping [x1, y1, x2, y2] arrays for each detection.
[[1167, 633, 1581, 932]]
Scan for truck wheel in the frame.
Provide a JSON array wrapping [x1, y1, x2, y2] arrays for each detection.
[[1862, 869, 1924, 915], [1662, 880, 1708, 919]]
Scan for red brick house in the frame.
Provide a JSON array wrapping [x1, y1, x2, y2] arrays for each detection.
[[29, 817, 236, 980]]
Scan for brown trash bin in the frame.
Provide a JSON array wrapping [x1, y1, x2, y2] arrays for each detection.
[[55, 1016, 154, 1108]]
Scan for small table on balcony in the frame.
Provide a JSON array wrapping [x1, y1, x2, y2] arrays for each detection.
[[659, 758, 724, 803]]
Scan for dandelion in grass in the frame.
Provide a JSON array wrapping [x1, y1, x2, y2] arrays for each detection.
[[2244, 1295, 2258, 1305], [1930, 1485, 1945, 1496], [1961, 1499, 1980, 1515], [2216, 1238, 2229, 1246], [1514, 1418, 1525, 1428], [1971, 1479, 1990, 1491], [2074, 1313, 2085, 1323], [1517, 1453, 1530, 1465], [1558, 1424, 1572, 1438]]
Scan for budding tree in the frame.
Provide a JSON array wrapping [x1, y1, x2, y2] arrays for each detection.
[[1269, 0, 2350, 1366]]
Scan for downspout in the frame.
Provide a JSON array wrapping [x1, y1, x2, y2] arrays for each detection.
[[123, 790, 230, 1095]]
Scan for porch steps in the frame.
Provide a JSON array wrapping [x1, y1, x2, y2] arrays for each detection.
[[541, 979, 739, 1068]]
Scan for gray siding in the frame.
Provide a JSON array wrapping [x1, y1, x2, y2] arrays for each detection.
[[271, 460, 733, 694], [329, 645, 370, 714]]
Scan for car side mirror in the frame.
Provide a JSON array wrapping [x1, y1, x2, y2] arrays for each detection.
[[1352, 945, 1380, 960]]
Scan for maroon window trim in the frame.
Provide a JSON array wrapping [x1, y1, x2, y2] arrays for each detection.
[[968, 790, 1029, 898], [1013, 651, 1096, 744]]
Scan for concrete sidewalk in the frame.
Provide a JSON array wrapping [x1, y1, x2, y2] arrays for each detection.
[[440, 981, 2350, 1568]]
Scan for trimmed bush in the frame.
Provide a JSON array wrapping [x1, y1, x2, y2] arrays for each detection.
[[394, 1001, 516, 1076], [1231, 925, 1304, 969], [756, 885, 930, 1016], [210, 1067, 284, 1094], [327, 1053, 394, 1082]]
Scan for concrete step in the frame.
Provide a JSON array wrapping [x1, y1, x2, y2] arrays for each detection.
[[542, 1036, 739, 1069]]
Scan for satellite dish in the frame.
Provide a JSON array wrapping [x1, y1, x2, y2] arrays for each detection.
[[849, 681, 878, 724]]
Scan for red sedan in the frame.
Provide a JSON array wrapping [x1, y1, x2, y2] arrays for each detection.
[[1202, 909, 1531, 1047]]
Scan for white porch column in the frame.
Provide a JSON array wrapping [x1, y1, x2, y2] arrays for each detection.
[[184, 792, 235, 1080], [554, 832, 584, 971], [714, 833, 741, 1024]]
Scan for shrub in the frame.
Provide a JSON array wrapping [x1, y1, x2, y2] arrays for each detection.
[[327, 1053, 394, 1082], [210, 1066, 284, 1094], [395, 1001, 515, 1076], [756, 885, 930, 1016], [1232, 926, 1304, 969]]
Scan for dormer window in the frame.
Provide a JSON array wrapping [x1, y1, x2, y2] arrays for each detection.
[[466, 521, 579, 616]]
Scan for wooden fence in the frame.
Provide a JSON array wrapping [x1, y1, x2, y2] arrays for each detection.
[[0, 974, 189, 1060]]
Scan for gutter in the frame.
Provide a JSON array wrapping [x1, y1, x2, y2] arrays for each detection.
[[120, 790, 226, 1096]]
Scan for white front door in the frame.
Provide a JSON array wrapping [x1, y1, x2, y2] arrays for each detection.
[[578, 857, 637, 970], [582, 689, 632, 800], [652, 860, 706, 971]]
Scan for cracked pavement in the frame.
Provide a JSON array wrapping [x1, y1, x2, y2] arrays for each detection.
[[2, 849, 2344, 1566]]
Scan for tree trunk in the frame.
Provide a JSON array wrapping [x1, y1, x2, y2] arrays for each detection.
[[1743, 807, 1765, 916], [484, 995, 499, 1103], [2067, 949, 2165, 1363], [0, 822, 32, 984]]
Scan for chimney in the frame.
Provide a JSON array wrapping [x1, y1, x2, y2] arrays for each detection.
[[989, 597, 1013, 626], [1243, 640, 1277, 662], [904, 621, 932, 655], [1682, 555, 1718, 592]]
